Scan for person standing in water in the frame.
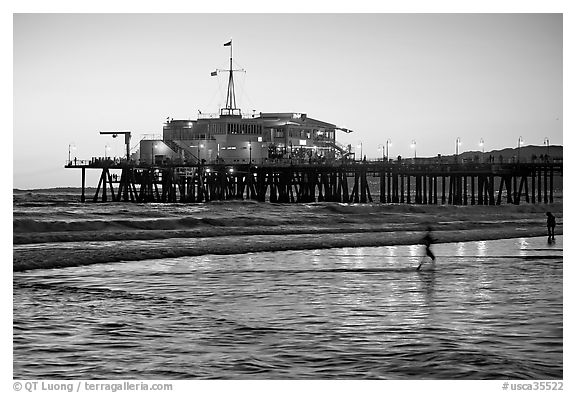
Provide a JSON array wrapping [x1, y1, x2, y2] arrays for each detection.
[[417, 226, 436, 271], [546, 212, 556, 242]]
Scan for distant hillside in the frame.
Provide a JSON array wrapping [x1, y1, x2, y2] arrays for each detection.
[[13, 187, 97, 193], [453, 145, 562, 163]]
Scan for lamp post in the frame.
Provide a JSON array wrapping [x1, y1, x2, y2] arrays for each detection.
[[544, 137, 550, 159], [386, 139, 391, 162], [455, 137, 461, 163], [479, 138, 484, 162], [68, 144, 76, 164], [411, 140, 416, 159], [517, 136, 523, 163]]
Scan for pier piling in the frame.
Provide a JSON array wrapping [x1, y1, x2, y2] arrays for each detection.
[[67, 161, 561, 205]]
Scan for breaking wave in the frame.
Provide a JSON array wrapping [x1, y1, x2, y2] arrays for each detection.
[[13, 191, 562, 271]]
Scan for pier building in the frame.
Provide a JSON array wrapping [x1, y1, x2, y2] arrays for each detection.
[[147, 111, 350, 166]]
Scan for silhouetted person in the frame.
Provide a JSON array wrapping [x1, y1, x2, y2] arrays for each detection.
[[417, 226, 436, 270], [546, 212, 556, 241]]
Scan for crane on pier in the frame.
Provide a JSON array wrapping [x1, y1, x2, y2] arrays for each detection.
[[99, 131, 132, 161]]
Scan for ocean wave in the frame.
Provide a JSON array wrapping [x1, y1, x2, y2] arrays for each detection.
[[13, 215, 550, 245], [13, 215, 286, 234], [13, 198, 563, 271], [12, 227, 561, 272]]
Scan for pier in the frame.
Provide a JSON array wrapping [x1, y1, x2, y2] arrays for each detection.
[[66, 161, 561, 205]]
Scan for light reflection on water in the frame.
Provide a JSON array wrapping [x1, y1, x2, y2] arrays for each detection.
[[13, 237, 562, 380], [456, 242, 466, 257], [477, 241, 488, 257], [407, 244, 420, 265]]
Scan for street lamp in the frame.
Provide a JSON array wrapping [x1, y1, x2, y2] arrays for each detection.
[[378, 145, 384, 161], [455, 137, 461, 163], [68, 144, 76, 164], [411, 140, 416, 159], [517, 136, 524, 163], [544, 137, 550, 159], [386, 139, 391, 162]]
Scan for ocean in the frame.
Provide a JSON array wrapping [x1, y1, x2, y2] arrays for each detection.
[[13, 189, 563, 379]]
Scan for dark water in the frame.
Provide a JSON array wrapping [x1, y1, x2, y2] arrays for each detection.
[[13, 236, 562, 379]]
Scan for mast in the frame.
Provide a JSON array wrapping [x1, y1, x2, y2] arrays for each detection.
[[221, 39, 240, 116], [224, 40, 237, 112]]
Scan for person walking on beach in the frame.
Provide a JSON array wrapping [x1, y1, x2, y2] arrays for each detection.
[[417, 226, 436, 271], [546, 212, 556, 242]]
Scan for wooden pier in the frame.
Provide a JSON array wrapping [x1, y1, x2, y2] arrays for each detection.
[[66, 161, 562, 205]]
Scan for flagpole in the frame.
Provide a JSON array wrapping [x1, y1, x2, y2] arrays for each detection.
[[229, 40, 233, 71]]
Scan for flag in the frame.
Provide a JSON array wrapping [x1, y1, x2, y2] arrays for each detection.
[[224, 40, 232, 46], [211, 71, 217, 76]]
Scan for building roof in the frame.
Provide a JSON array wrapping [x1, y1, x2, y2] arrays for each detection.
[[167, 112, 339, 129]]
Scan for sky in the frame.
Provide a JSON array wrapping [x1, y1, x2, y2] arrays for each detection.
[[13, 12, 563, 189]]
